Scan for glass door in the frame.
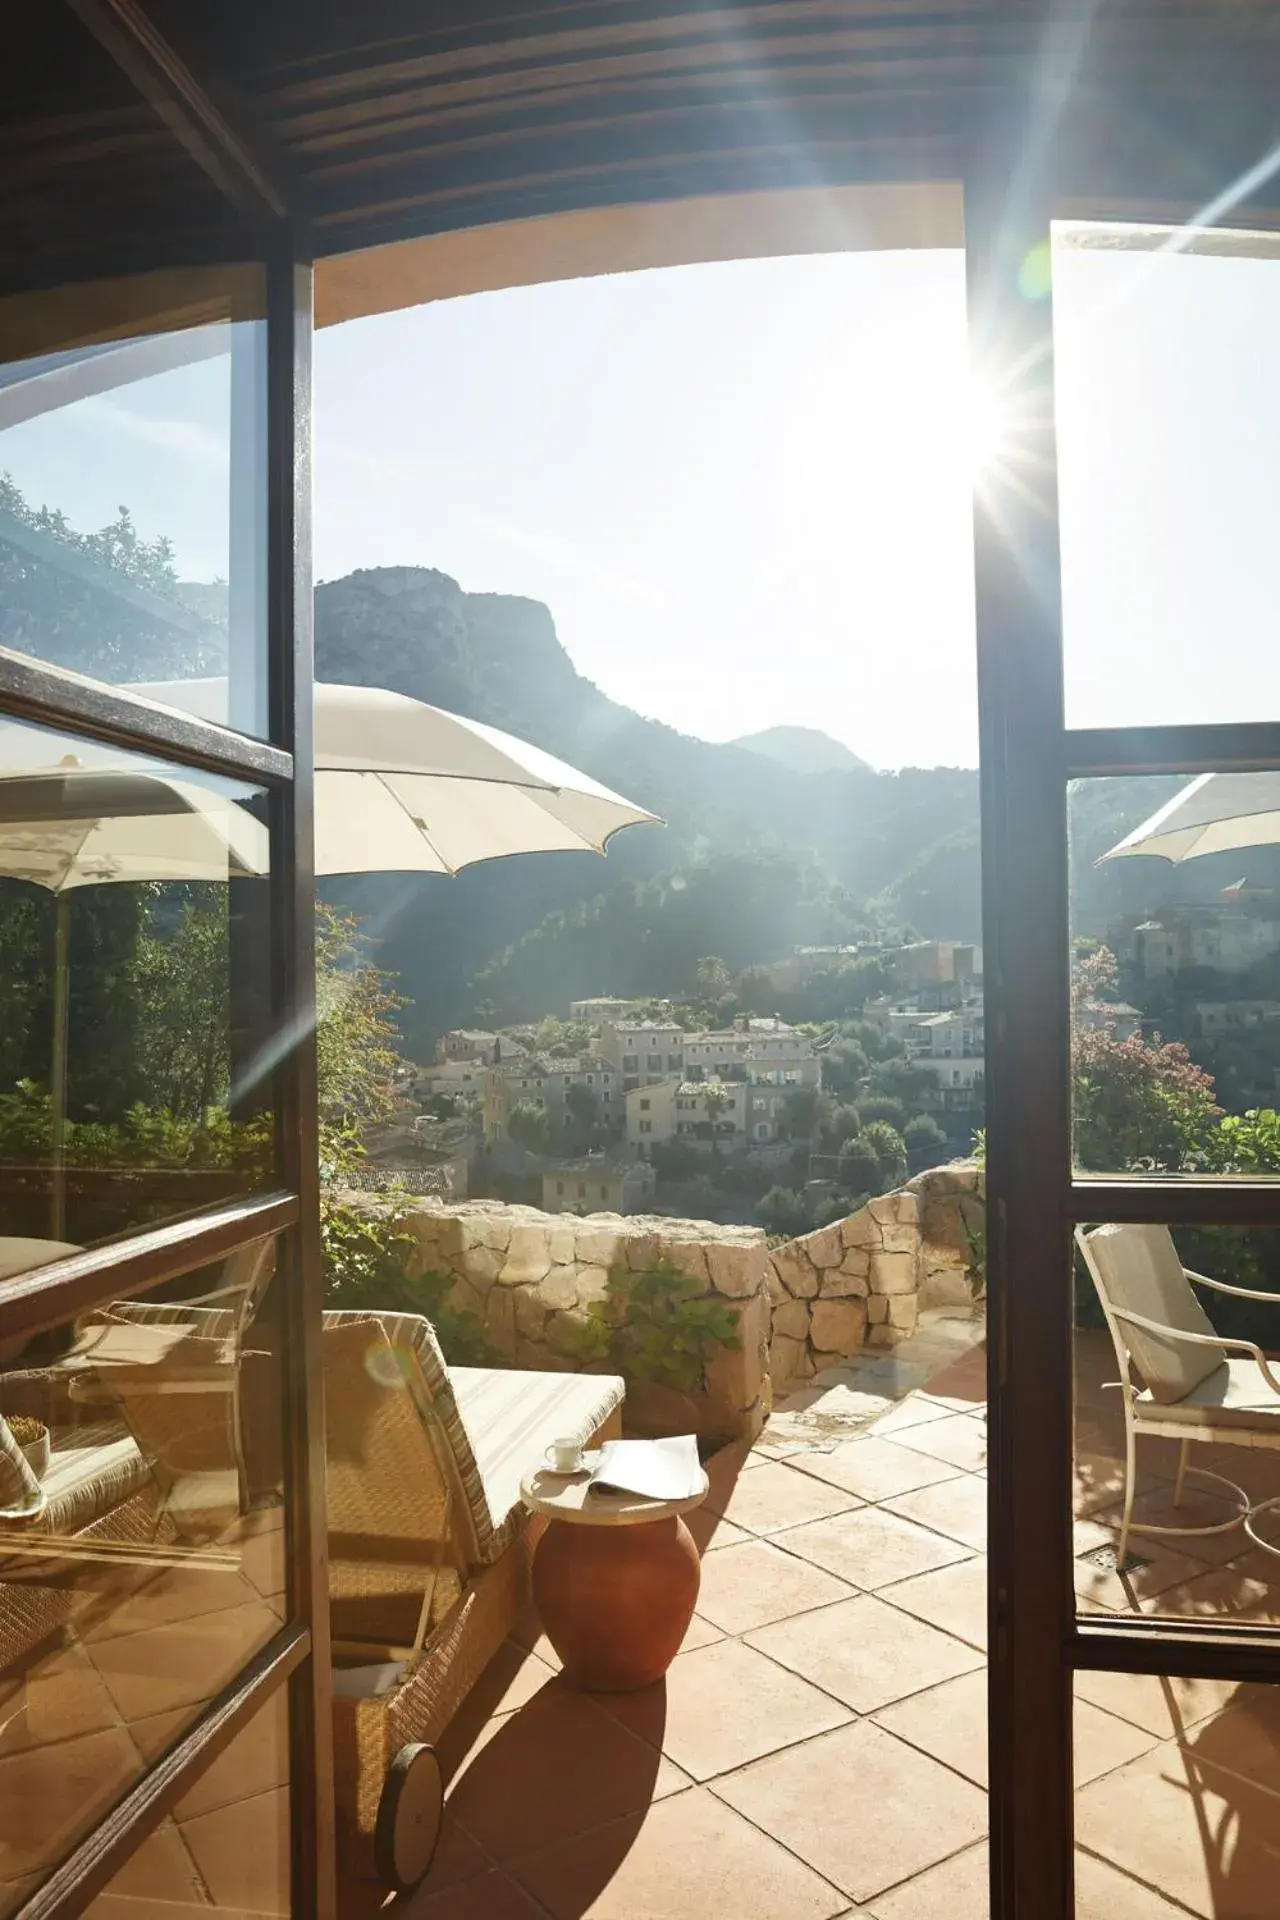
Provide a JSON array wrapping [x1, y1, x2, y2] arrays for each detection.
[[0, 94, 329, 1920], [977, 204, 1280, 1916]]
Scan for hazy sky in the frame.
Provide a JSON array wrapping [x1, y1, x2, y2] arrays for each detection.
[[4, 235, 1279, 768]]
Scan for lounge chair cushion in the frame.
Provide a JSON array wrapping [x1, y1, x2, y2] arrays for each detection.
[[1138, 1357, 1280, 1431], [451, 1366, 626, 1560], [0, 1415, 42, 1517], [1084, 1223, 1227, 1403]]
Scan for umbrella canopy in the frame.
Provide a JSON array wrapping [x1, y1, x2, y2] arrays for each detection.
[[1101, 772, 1280, 865], [0, 764, 268, 890], [127, 678, 662, 874]]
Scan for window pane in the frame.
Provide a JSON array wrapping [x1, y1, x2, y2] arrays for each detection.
[[0, 264, 267, 737], [1074, 1672, 1280, 1916], [1074, 1225, 1280, 1629], [83, 1687, 291, 1915], [0, 1248, 286, 1912], [0, 716, 275, 1276], [1069, 773, 1280, 1178], [1055, 219, 1280, 731]]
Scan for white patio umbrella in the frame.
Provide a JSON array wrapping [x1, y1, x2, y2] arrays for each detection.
[[0, 762, 269, 1234], [1101, 772, 1280, 865], [128, 678, 663, 874], [0, 686, 660, 1231]]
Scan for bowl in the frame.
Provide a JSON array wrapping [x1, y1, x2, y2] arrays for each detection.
[[8, 1416, 50, 1481]]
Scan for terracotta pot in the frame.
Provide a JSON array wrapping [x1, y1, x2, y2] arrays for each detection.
[[532, 1515, 701, 1691]]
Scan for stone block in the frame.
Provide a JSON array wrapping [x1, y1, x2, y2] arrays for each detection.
[[765, 1263, 789, 1306], [771, 1297, 811, 1341], [867, 1294, 890, 1323], [483, 1285, 516, 1356], [574, 1264, 611, 1307], [809, 1297, 868, 1357], [498, 1223, 552, 1287], [514, 1289, 550, 1341], [887, 1295, 919, 1333], [547, 1223, 578, 1265], [703, 1240, 763, 1299], [536, 1268, 578, 1311], [576, 1226, 624, 1267], [869, 1250, 917, 1296], [878, 1222, 920, 1255], [660, 1239, 710, 1285], [840, 1210, 880, 1251], [868, 1191, 919, 1227], [819, 1265, 869, 1299], [770, 1246, 820, 1300], [461, 1246, 503, 1291], [803, 1223, 846, 1270], [769, 1332, 813, 1388], [624, 1235, 661, 1271]]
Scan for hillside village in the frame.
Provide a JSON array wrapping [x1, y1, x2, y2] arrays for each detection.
[[362, 936, 986, 1230]]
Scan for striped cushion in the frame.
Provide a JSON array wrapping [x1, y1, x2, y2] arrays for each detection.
[[451, 1367, 626, 1558], [0, 1416, 42, 1518]]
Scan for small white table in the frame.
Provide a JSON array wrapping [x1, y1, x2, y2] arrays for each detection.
[[521, 1450, 709, 1690]]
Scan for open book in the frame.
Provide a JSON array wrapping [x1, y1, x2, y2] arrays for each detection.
[[587, 1434, 703, 1503]]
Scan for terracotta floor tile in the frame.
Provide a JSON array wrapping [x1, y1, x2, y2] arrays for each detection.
[[1074, 1700, 1165, 1787], [776, 1507, 971, 1591], [679, 1612, 724, 1652], [400, 1868, 548, 1917], [511, 1785, 846, 1920], [413, 1814, 492, 1898], [707, 1459, 863, 1534], [880, 1557, 988, 1650], [1074, 1538, 1214, 1612], [748, 1593, 981, 1716], [0, 1639, 119, 1758], [892, 1414, 988, 1474], [87, 1601, 281, 1725], [869, 1392, 959, 1437], [1141, 1560, 1280, 1627], [81, 1563, 266, 1644], [873, 1670, 990, 1786], [883, 1474, 989, 1551], [713, 1721, 986, 1905], [173, 1687, 290, 1824], [98, 1815, 206, 1902], [866, 1840, 989, 1919], [0, 1726, 141, 1881], [599, 1635, 851, 1780], [1073, 1848, 1201, 1919], [446, 1681, 689, 1865], [1179, 1684, 1280, 1795], [1075, 1738, 1280, 1916], [179, 1784, 291, 1913], [686, 1508, 753, 1553], [1073, 1669, 1245, 1740], [694, 1538, 855, 1634], [789, 1436, 962, 1502]]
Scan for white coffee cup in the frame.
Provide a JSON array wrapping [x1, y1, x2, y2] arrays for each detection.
[[548, 1436, 584, 1474]]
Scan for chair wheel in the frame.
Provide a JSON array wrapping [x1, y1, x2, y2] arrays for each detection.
[[374, 1742, 444, 1892]]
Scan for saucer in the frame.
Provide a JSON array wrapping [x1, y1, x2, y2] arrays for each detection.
[[543, 1448, 587, 1476]]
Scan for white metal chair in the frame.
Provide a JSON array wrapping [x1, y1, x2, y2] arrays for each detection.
[[1076, 1223, 1280, 1565]]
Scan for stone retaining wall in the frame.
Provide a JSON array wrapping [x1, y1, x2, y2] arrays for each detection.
[[344, 1160, 983, 1441], [765, 1163, 984, 1395], [386, 1200, 772, 1445]]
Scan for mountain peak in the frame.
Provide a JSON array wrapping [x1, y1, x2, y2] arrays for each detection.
[[731, 725, 872, 777]]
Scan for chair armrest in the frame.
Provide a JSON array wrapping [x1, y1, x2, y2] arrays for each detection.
[[1184, 1268, 1280, 1305], [1109, 1305, 1280, 1397]]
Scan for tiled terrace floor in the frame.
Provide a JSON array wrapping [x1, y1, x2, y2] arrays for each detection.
[[357, 1316, 1280, 1919]]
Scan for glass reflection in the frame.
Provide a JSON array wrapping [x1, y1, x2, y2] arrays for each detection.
[[0, 1249, 285, 1912], [0, 715, 273, 1272], [1074, 1225, 1280, 1628], [1070, 775, 1280, 1178], [0, 265, 267, 736]]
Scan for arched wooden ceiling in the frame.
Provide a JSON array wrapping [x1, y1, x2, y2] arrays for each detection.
[[10, 1, 1280, 295]]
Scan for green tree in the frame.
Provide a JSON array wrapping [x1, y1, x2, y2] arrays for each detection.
[[904, 1112, 948, 1170], [695, 955, 733, 996], [861, 1119, 908, 1189], [758, 1185, 814, 1238], [563, 1080, 603, 1151], [315, 903, 406, 1133], [507, 1100, 555, 1153], [837, 1135, 882, 1199], [1073, 1027, 1219, 1173]]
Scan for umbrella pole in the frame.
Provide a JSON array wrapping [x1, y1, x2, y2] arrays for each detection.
[[50, 893, 70, 1239]]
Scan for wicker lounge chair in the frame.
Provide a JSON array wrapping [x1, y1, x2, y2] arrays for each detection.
[[322, 1309, 625, 1892]]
